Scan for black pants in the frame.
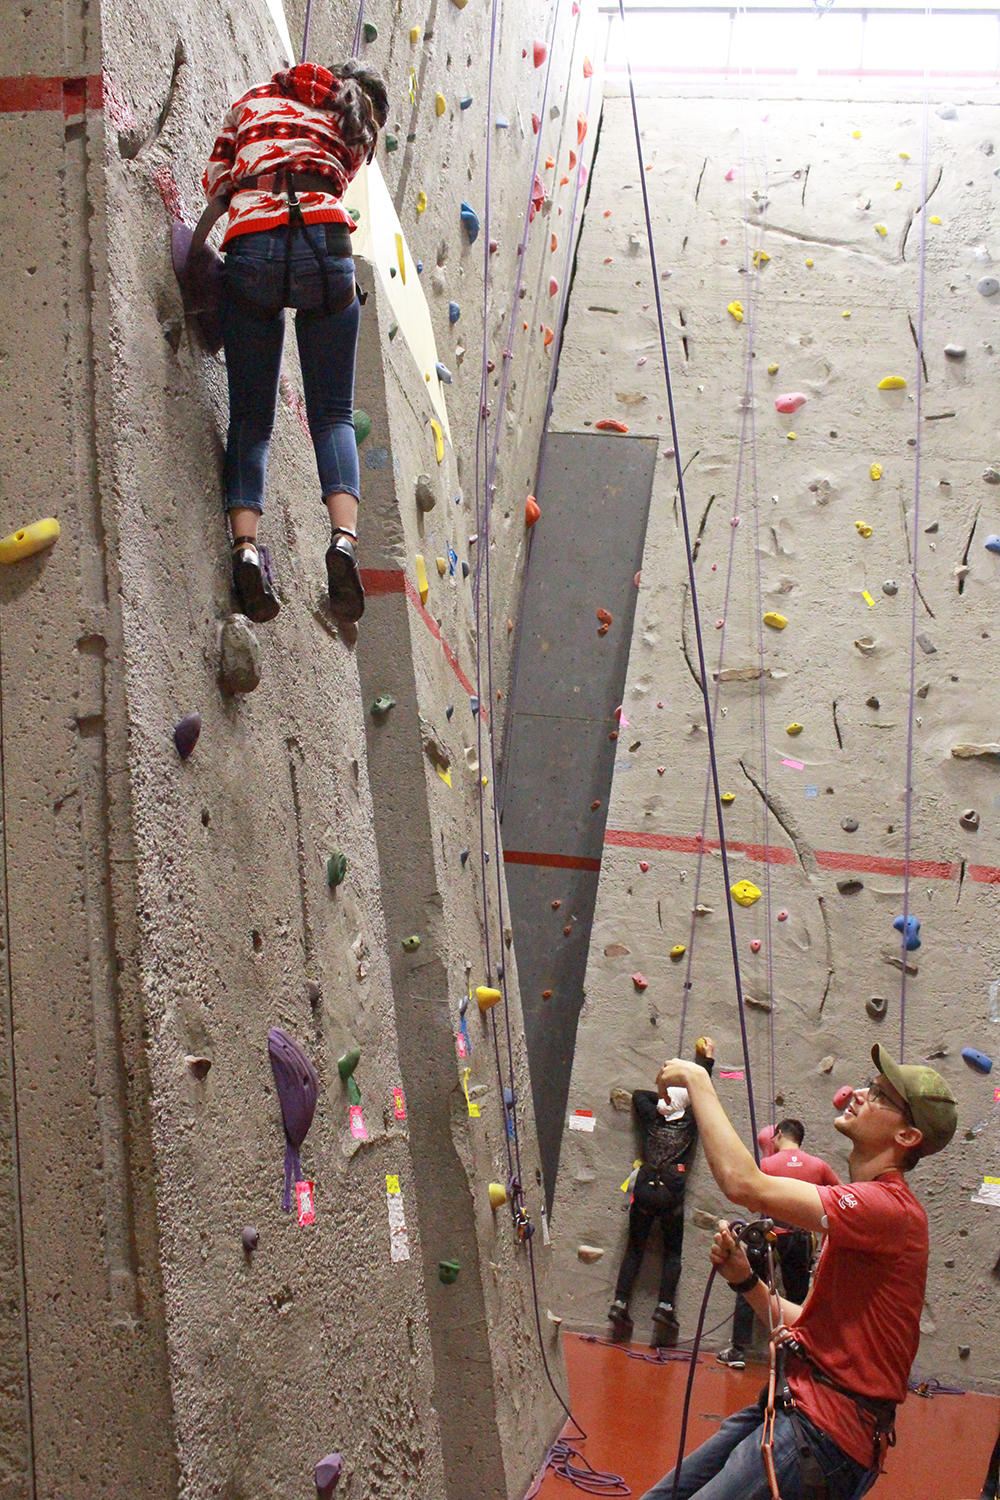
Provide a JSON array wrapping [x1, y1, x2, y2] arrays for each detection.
[[733, 1232, 812, 1348], [614, 1174, 685, 1306]]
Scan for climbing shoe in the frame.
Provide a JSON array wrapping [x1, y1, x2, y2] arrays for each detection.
[[716, 1346, 747, 1370], [607, 1300, 633, 1341], [651, 1302, 679, 1347], [325, 528, 365, 622], [232, 538, 280, 623]]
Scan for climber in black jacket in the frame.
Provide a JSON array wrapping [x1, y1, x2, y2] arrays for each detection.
[[608, 1037, 715, 1346]]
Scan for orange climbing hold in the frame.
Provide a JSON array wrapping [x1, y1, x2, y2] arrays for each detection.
[[594, 419, 629, 433], [577, 113, 588, 145], [596, 608, 612, 625], [525, 495, 541, 527], [543, 327, 554, 347], [569, 149, 577, 170], [583, 55, 593, 77], [559, 175, 569, 186], [545, 155, 555, 169], [551, 234, 558, 252]]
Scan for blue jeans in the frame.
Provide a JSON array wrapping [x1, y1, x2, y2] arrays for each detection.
[[221, 225, 361, 514], [640, 1394, 878, 1500]]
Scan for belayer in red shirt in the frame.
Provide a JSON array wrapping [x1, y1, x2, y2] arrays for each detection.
[[717, 1118, 840, 1370], [637, 1043, 957, 1500]]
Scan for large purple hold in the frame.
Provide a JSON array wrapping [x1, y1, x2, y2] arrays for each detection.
[[268, 1028, 319, 1210], [173, 712, 202, 759], [314, 1453, 343, 1496]]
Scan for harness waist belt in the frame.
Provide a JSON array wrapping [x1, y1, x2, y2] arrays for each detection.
[[236, 171, 343, 200]]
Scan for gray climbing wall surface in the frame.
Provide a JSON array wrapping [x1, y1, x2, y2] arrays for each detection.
[[547, 83, 1000, 1401], [0, 0, 599, 1492], [503, 433, 658, 1207]]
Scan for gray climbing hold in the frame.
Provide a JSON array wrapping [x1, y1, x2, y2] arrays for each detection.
[[866, 995, 888, 1020], [980, 140, 995, 156], [882, 579, 898, 596], [220, 614, 262, 694], [944, 344, 967, 360], [986, 536, 1000, 554], [916, 632, 937, 654], [185, 1054, 212, 1079], [415, 474, 436, 512], [435, 362, 453, 384], [937, 103, 958, 119], [865, 695, 880, 709], [371, 693, 396, 715], [916, 682, 930, 699], [495, 117, 509, 129], [960, 808, 980, 831], [841, 818, 859, 833], [984, 469, 1000, 484], [951, 742, 1000, 758], [241, 1225, 259, 1252], [977, 276, 1000, 298]]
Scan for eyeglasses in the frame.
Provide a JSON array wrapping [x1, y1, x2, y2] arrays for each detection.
[[857, 1078, 914, 1125]]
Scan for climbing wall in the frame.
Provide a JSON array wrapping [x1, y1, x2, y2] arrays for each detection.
[[0, 0, 598, 1494], [547, 84, 1000, 1394]]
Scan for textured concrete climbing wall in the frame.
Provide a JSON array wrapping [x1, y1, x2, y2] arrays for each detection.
[[548, 85, 1000, 1394], [1, 0, 598, 1494]]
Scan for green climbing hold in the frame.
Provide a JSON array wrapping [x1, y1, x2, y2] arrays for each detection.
[[402, 934, 421, 952], [326, 852, 348, 888], [438, 1258, 460, 1284], [371, 693, 396, 715], [354, 410, 372, 444], [385, 134, 399, 152], [337, 1048, 362, 1105], [348, 208, 361, 224], [388, 324, 398, 340], [362, 20, 378, 41]]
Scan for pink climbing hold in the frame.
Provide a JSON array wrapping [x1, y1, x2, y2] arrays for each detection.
[[724, 167, 736, 181], [750, 939, 761, 953], [533, 40, 547, 67], [833, 1085, 854, 1111], [774, 392, 807, 414], [549, 277, 559, 297], [777, 909, 788, 922], [639, 861, 649, 873], [577, 113, 588, 146], [632, 972, 648, 991]]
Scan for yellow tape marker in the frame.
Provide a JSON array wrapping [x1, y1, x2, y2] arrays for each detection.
[[436, 765, 452, 787], [430, 419, 444, 464], [414, 553, 429, 604], [862, 590, 875, 607], [461, 1068, 481, 1118]]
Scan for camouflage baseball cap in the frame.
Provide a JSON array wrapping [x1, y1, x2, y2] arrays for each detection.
[[871, 1044, 957, 1157]]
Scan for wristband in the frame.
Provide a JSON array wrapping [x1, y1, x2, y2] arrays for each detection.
[[731, 1271, 760, 1295]]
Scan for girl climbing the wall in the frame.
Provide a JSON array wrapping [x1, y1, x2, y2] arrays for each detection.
[[202, 59, 388, 624]]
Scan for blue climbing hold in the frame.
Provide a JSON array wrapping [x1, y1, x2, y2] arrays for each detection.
[[892, 914, 921, 950], [436, 362, 453, 384], [447, 546, 458, 575], [495, 117, 510, 129], [449, 302, 461, 324], [460, 202, 480, 244], [985, 535, 1000, 554], [470, 695, 479, 715], [459, 96, 473, 110], [416, 260, 423, 274], [961, 1046, 993, 1073], [460, 849, 469, 865]]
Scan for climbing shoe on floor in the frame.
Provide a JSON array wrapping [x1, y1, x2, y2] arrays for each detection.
[[325, 528, 365, 622], [716, 1346, 747, 1370], [651, 1302, 679, 1347], [607, 1300, 633, 1341], [232, 538, 280, 623]]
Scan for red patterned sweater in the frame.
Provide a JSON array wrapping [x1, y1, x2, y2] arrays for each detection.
[[203, 64, 368, 246]]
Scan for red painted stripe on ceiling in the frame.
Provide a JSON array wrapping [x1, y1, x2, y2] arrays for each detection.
[[0, 74, 103, 114], [503, 850, 602, 872]]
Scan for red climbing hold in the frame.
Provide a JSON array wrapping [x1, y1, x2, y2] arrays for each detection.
[[549, 276, 559, 296], [529, 174, 546, 223], [525, 495, 541, 527], [594, 419, 629, 433], [532, 113, 540, 134], [590, 800, 601, 811], [639, 861, 649, 873], [551, 233, 558, 252], [577, 113, 588, 145], [632, 972, 648, 991], [583, 55, 593, 77], [569, 149, 577, 170], [833, 1085, 854, 1111], [533, 40, 547, 67], [596, 607, 612, 625]]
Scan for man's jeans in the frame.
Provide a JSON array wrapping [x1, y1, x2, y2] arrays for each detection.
[[221, 225, 361, 514], [639, 1394, 878, 1500]]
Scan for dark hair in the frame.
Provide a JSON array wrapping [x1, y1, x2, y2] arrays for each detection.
[[330, 60, 389, 158], [775, 1118, 805, 1146]]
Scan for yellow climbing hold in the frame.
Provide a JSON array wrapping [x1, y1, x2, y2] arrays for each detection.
[[878, 375, 907, 390], [0, 516, 60, 564], [787, 432, 797, 441], [767, 363, 779, 375], [721, 791, 736, 805], [395, 232, 406, 284], [435, 92, 446, 117], [805, 258, 814, 268], [852, 129, 862, 138], [414, 554, 429, 605], [410, 24, 421, 42], [899, 151, 910, 160], [727, 300, 744, 323], [870, 463, 882, 481], [874, 223, 888, 237], [488, 1181, 508, 1209], [429, 419, 444, 464], [416, 190, 427, 214], [731, 880, 762, 908], [893, 180, 902, 191], [669, 944, 687, 960], [842, 310, 851, 318], [763, 611, 788, 630], [436, 556, 447, 576], [929, 215, 942, 225], [409, 69, 417, 102], [786, 723, 804, 736], [753, 250, 770, 268], [476, 985, 502, 1012], [856, 521, 873, 538]]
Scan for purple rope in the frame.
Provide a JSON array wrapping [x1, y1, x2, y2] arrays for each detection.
[[898, 77, 932, 1062], [351, 0, 367, 59], [300, 0, 314, 62], [618, 0, 760, 1159]]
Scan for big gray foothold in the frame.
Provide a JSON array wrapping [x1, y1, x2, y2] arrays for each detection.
[[977, 276, 1000, 298], [916, 632, 937, 654], [984, 469, 1000, 485], [841, 818, 859, 833], [882, 579, 898, 596], [937, 103, 958, 120], [220, 614, 262, 694], [415, 474, 437, 512], [960, 808, 981, 831], [944, 344, 967, 360], [866, 995, 888, 1020]]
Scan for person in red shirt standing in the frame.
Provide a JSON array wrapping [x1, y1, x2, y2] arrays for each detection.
[[635, 1044, 957, 1500], [202, 61, 388, 626], [717, 1119, 840, 1369]]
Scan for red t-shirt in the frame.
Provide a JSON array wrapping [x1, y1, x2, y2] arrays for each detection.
[[762, 1148, 840, 1187], [787, 1172, 927, 1468]]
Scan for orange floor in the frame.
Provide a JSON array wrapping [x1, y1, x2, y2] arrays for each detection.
[[530, 1332, 999, 1499]]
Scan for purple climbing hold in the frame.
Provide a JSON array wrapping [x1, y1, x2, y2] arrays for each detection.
[[314, 1453, 343, 1497], [241, 1225, 259, 1253], [173, 712, 202, 759], [984, 535, 1000, 555], [268, 1028, 319, 1212]]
